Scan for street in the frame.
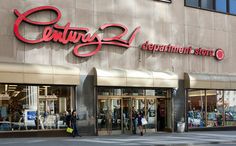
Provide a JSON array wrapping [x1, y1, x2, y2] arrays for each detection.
[[1, 131, 236, 146]]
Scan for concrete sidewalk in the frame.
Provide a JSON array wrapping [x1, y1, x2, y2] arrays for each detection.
[[1, 131, 236, 146]]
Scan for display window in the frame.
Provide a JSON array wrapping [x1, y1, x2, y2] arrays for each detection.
[[224, 91, 236, 126], [206, 90, 224, 127], [187, 90, 206, 128], [187, 89, 236, 129], [0, 84, 75, 131]]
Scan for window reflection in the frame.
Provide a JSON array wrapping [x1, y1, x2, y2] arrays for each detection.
[[123, 88, 144, 96], [216, 0, 227, 13], [201, 0, 214, 10], [185, 0, 236, 15], [38, 86, 72, 130], [206, 90, 223, 127], [230, 0, 236, 14], [186, 0, 199, 7], [146, 99, 156, 129], [188, 89, 236, 129], [187, 90, 205, 128], [0, 84, 74, 131], [5, 85, 38, 131], [224, 91, 236, 126], [97, 87, 112, 96], [97, 87, 168, 97]]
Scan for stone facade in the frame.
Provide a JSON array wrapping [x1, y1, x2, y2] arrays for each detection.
[[0, 0, 234, 77], [0, 0, 236, 135]]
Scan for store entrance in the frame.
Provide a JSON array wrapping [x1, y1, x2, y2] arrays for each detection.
[[123, 97, 157, 134], [97, 95, 172, 135], [157, 98, 167, 131], [97, 97, 122, 135]]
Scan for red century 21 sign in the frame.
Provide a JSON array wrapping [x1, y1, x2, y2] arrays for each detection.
[[13, 6, 140, 57], [141, 41, 224, 61]]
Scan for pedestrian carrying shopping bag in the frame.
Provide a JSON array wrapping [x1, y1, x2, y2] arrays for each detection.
[[66, 127, 73, 133], [141, 118, 148, 125]]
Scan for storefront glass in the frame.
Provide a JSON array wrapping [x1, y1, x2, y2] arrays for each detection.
[[224, 91, 236, 126], [188, 89, 236, 129], [123, 88, 145, 96], [230, 0, 236, 14], [215, 0, 227, 13], [187, 90, 206, 128], [97, 87, 173, 135], [0, 84, 75, 131], [186, 0, 199, 7], [146, 98, 156, 130], [206, 90, 223, 127], [201, 0, 214, 10], [97, 98, 121, 133]]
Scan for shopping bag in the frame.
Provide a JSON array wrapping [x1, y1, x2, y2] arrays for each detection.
[[66, 127, 73, 133], [141, 118, 148, 125]]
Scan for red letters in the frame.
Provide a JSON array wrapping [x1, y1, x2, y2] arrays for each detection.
[[141, 41, 223, 60], [13, 6, 141, 57], [141, 42, 192, 55], [194, 48, 215, 57]]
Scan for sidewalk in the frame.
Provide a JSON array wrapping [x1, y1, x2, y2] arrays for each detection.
[[82, 131, 236, 146], [1, 131, 236, 146]]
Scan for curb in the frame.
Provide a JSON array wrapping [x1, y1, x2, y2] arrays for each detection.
[[152, 140, 236, 146]]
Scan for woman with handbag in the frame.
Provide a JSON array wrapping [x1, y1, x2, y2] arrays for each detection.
[[137, 111, 144, 136]]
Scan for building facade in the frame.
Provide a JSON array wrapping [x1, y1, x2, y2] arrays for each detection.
[[0, 0, 236, 137]]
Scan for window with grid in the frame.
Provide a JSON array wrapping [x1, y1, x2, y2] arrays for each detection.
[[185, 0, 236, 15]]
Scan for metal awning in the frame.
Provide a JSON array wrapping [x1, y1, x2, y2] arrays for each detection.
[[184, 73, 236, 89], [94, 68, 126, 86], [0, 62, 80, 85], [94, 68, 178, 88]]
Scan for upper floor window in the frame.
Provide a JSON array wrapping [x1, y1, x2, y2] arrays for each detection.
[[230, 0, 236, 14], [185, 0, 236, 15], [186, 0, 199, 7], [201, 0, 214, 10], [216, 0, 227, 13]]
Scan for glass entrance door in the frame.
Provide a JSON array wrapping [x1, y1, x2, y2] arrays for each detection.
[[131, 97, 145, 134], [97, 98, 109, 135], [156, 97, 172, 131], [122, 97, 132, 134], [122, 97, 147, 134], [146, 98, 157, 132], [111, 99, 122, 134], [122, 97, 157, 134], [97, 94, 173, 135], [132, 97, 157, 133], [97, 97, 121, 135]]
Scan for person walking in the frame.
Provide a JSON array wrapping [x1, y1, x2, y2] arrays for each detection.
[[71, 110, 82, 137], [65, 110, 72, 128], [137, 111, 144, 136], [157, 106, 161, 131], [131, 107, 137, 134]]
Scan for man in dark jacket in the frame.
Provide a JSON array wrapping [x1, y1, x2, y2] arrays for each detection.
[[71, 110, 82, 137], [65, 110, 72, 128]]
